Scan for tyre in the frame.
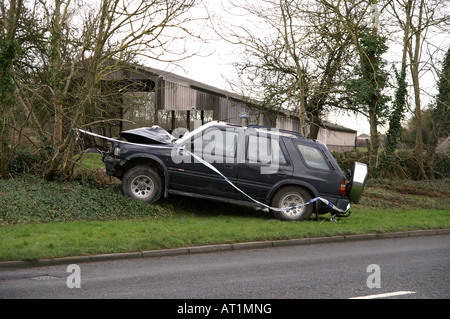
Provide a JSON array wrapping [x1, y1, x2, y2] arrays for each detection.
[[122, 165, 162, 204], [271, 186, 314, 221]]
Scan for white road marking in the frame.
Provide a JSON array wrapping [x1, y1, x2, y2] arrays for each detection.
[[349, 291, 416, 299]]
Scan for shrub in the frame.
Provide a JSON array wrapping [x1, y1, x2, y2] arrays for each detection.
[[331, 150, 369, 177], [9, 149, 43, 175], [332, 149, 449, 179]]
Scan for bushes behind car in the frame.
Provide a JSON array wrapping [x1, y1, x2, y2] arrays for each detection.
[[332, 150, 449, 180]]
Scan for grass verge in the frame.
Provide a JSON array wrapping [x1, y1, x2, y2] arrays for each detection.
[[0, 170, 449, 261], [0, 208, 448, 261]]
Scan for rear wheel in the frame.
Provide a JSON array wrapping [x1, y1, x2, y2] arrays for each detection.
[[271, 186, 314, 221], [122, 165, 162, 204]]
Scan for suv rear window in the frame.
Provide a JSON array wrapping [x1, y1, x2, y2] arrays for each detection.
[[297, 144, 329, 170]]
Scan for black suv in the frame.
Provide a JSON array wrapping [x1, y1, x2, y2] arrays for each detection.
[[103, 121, 367, 221]]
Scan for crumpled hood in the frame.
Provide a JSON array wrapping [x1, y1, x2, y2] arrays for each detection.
[[120, 126, 175, 144]]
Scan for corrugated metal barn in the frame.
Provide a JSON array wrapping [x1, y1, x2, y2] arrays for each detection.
[[103, 63, 356, 151], [105, 64, 278, 135]]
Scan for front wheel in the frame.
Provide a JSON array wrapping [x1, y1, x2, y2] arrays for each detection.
[[122, 165, 162, 204], [271, 186, 314, 221]]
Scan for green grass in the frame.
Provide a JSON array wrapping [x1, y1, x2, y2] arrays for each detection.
[[78, 152, 104, 170], [0, 175, 167, 225], [0, 173, 449, 262], [0, 207, 448, 261]]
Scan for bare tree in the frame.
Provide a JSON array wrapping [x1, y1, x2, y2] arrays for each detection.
[[211, 0, 357, 138], [387, 0, 449, 179], [0, 0, 23, 177], [3, 0, 205, 179], [379, 0, 412, 176], [319, 0, 393, 175]]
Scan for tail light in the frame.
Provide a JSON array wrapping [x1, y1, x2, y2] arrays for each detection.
[[340, 179, 346, 196]]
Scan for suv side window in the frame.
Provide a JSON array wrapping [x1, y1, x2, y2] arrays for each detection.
[[193, 128, 238, 159], [297, 143, 330, 170], [247, 135, 287, 165]]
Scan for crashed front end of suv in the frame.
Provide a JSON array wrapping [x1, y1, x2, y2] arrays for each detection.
[[101, 122, 368, 221]]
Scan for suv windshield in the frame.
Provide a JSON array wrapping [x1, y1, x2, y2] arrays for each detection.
[[175, 121, 228, 145]]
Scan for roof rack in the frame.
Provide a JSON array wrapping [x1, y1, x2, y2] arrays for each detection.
[[245, 125, 306, 139], [247, 124, 273, 130]]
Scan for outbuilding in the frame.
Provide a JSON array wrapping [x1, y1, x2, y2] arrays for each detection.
[[98, 63, 356, 151]]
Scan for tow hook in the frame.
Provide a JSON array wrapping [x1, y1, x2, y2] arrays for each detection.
[[330, 210, 352, 222]]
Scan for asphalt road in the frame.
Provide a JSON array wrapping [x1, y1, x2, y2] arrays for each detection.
[[0, 235, 449, 300]]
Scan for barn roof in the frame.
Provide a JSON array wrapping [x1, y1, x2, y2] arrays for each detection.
[[322, 121, 357, 133], [134, 64, 246, 102]]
